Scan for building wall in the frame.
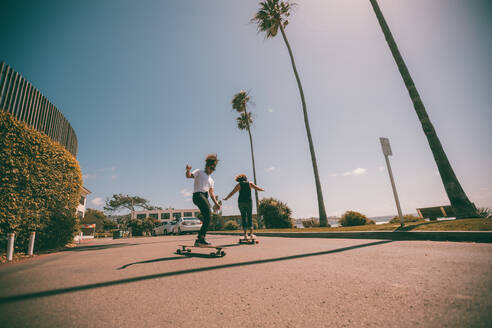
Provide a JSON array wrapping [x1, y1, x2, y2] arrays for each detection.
[[76, 187, 91, 219], [132, 208, 201, 221], [0, 61, 78, 156]]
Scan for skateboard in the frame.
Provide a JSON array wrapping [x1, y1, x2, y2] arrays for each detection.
[[239, 237, 259, 245], [177, 244, 226, 257]]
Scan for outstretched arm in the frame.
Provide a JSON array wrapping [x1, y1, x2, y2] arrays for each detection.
[[250, 182, 264, 192], [209, 188, 221, 208], [223, 184, 240, 201], [185, 165, 194, 179]]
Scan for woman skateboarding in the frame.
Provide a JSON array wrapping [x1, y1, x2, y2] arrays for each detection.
[[223, 174, 264, 240], [186, 154, 221, 246]]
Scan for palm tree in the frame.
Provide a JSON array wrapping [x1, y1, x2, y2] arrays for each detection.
[[252, 0, 329, 226], [369, 0, 477, 218], [232, 90, 261, 226]]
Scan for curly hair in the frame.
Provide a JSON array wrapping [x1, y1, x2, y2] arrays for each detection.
[[205, 153, 219, 170], [235, 174, 247, 182]]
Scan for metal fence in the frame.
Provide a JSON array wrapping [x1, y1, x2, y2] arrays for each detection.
[[0, 61, 78, 156]]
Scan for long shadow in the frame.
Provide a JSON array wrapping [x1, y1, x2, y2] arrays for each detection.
[[61, 243, 139, 252], [0, 240, 391, 304], [117, 256, 188, 270], [65, 236, 232, 252], [394, 221, 440, 232]]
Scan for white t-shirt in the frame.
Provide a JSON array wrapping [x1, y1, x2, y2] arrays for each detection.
[[192, 169, 214, 193]]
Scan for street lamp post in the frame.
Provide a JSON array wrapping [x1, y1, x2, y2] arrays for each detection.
[[380, 137, 404, 227]]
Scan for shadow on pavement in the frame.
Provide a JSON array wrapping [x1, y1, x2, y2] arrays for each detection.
[[61, 243, 139, 252], [67, 236, 231, 252], [0, 240, 391, 304], [117, 256, 189, 270]]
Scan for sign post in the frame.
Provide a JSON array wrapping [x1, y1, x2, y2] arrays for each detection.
[[379, 137, 404, 227]]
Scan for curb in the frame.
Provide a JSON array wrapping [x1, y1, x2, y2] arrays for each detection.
[[209, 231, 492, 243]]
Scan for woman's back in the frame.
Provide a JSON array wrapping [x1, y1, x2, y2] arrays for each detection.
[[238, 181, 252, 203]]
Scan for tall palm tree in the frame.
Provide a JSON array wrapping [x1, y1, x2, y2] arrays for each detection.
[[369, 0, 477, 218], [232, 90, 261, 226], [252, 0, 329, 226]]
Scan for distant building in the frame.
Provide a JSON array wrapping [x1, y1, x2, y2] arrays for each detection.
[[131, 208, 201, 221]]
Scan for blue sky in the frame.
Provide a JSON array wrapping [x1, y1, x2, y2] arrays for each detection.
[[1, 0, 491, 218]]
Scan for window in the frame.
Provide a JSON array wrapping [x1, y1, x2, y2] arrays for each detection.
[[79, 196, 85, 205], [149, 213, 158, 219], [161, 213, 170, 220], [136, 214, 146, 219], [173, 212, 181, 219], [184, 212, 193, 217]]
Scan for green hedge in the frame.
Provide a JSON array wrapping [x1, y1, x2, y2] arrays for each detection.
[[339, 211, 375, 227], [0, 111, 82, 250], [224, 220, 239, 230], [259, 197, 293, 228], [388, 214, 424, 224]]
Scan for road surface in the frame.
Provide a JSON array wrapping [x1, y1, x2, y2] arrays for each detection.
[[0, 235, 491, 327]]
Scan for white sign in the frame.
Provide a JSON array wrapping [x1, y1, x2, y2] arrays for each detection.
[[379, 137, 392, 156]]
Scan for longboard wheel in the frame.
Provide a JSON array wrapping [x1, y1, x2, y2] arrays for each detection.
[[177, 249, 182, 254], [187, 249, 191, 253], [210, 252, 216, 257], [220, 251, 226, 257]]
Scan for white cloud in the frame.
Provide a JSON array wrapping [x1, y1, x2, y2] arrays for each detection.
[[181, 189, 192, 197], [82, 174, 90, 180], [378, 166, 385, 172], [353, 168, 367, 175], [267, 107, 274, 113], [91, 197, 104, 206], [330, 173, 339, 177], [266, 166, 276, 172], [340, 168, 367, 177]]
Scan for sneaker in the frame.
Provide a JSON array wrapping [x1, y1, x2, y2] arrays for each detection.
[[250, 234, 256, 239], [194, 238, 211, 247]]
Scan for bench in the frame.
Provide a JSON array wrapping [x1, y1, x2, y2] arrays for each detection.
[[416, 206, 455, 220]]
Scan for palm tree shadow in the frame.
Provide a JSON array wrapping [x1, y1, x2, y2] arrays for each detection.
[[0, 240, 392, 304], [394, 221, 438, 232], [117, 256, 188, 270]]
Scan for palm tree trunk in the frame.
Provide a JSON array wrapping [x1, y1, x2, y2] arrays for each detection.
[[245, 121, 261, 227], [279, 24, 329, 226], [369, 0, 477, 218]]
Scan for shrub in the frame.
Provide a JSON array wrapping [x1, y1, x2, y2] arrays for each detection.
[[477, 207, 492, 219], [339, 211, 375, 227], [389, 214, 424, 224], [224, 220, 239, 230], [302, 218, 320, 228], [127, 217, 158, 236], [82, 208, 114, 232], [0, 111, 82, 250], [258, 197, 293, 228]]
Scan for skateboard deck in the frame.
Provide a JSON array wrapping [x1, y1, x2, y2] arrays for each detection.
[[177, 244, 226, 257], [239, 237, 259, 245]]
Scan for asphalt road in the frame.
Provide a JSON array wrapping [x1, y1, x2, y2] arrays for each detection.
[[0, 235, 491, 327]]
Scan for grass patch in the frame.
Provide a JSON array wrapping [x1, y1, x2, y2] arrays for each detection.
[[236, 218, 492, 233]]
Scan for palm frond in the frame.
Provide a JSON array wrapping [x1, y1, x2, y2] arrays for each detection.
[[236, 112, 253, 130], [251, 0, 295, 38], [232, 90, 250, 113]]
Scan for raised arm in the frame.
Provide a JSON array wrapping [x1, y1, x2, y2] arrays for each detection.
[[185, 165, 194, 179], [249, 182, 264, 192], [223, 184, 240, 201]]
